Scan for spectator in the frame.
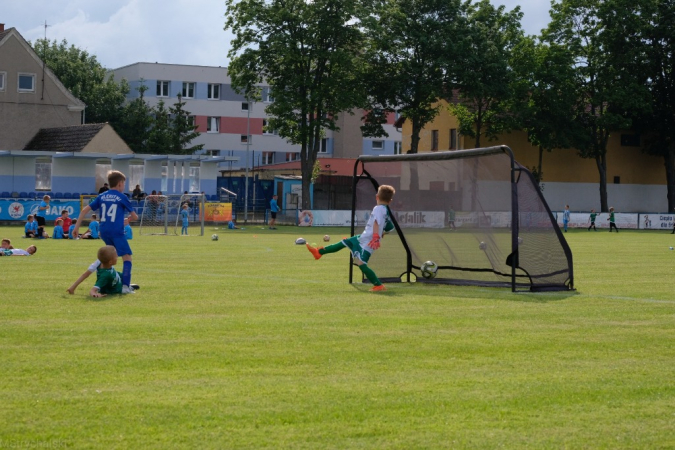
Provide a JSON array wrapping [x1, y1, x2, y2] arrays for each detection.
[[98, 183, 109, 194], [59, 210, 72, 238], [132, 184, 145, 200], [53, 219, 65, 239]]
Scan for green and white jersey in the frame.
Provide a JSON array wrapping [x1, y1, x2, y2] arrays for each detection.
[[94, 267, 123, 295], [358, 204, 391, 251], [590, 213, 597, 222], [609, 212, 615, 223]]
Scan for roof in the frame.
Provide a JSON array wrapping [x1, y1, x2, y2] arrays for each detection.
[[0, 28, 11, 42], [23, 124, 108, 152]]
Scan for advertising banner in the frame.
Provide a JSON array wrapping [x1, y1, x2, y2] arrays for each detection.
[[0, 199, 80, 221], [203, 202, 232, 222], [556, 212, 638, 229], [638, 213, 675, 230]]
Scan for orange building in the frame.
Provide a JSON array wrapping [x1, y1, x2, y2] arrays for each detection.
[[400, 99, 668, 213]]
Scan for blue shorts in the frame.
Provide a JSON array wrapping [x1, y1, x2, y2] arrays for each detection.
[[102, 234, 132, 257]]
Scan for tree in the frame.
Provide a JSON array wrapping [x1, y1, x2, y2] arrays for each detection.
[[362, 0, 465, 153], [543, 0, 634, 212], [116, 82, 153, 153], [450, 0, 526, 149], [146, 100, 173, 154], [601, 0, 675, 211], [169, 96, 204, 155], [511, 36, 588, 184], [31, 38, 129, 125], [225, 0, 366, 209]]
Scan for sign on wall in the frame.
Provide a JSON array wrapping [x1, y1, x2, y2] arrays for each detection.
[[0, 199, 80, 221]]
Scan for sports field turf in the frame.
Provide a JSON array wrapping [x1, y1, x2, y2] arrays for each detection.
[[1, 225, 674, 449]]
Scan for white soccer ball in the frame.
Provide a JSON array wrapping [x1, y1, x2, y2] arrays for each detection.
[[420, 261, 438, 279], [479, 241, 487, 250], [323, 235, 330, 242], [295, 237, 306, 245], [517, 237, 523, 245], [211, 234, 219, 241]]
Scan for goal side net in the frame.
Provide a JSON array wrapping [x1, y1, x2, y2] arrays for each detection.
[[139, 194, 205, 236], [350, 146, 574, 292]]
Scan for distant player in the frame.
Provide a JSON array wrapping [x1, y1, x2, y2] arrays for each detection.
[[24, 215, 38, 238], [269, 194, 280, 230], [1, 245, 37, 256], [73, 170, 138, 294], [563, 205, 570, 232], [448, 207, 456, 230], [588, 209, 598, 231], [608, 207, 619, 233], [181, 204, 189, 235], [81, 214, 100, 239], [306, 185, 396, 292]]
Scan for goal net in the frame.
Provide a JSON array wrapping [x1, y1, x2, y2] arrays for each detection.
[[139, 194, 205, 236], [351, 146, 573, 292]]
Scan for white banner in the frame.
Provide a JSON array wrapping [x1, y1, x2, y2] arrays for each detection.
[[300, 210, 446, 228], [556, 212, 638, 229], [639, 213, 675, 230]]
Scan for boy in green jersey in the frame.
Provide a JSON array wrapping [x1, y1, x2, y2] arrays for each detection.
[[608, 207, 619, 232], [89, 246, 140, 297], [588, 209, 598, 231]]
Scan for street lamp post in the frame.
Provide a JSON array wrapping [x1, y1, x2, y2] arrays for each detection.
[[244, 98, 251, 223]]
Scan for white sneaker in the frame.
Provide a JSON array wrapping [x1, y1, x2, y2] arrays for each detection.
[[122, 285, 136, 294]]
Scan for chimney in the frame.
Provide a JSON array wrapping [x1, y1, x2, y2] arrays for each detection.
[[0, 24, 5, 32]]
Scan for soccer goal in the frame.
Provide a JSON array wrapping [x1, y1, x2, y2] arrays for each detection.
[[350, 146, 573, 292], [139, 193, 205, 236]]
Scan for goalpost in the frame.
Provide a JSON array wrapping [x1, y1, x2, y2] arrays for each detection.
[[139, 193, 205, 236], [351, 146, 574, 292]]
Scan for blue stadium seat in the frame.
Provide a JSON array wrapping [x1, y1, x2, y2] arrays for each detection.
[[19, 192, 28, 198], [28, 192, 37, 199], [71, 193, 81, 199], [54, 193, 64, 199], [209, 194, 219, 201], [1, 192, 10, 198], [63, 192, 72, 198]]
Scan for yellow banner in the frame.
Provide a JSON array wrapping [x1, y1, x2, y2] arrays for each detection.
[[203, 202, 232, 221]]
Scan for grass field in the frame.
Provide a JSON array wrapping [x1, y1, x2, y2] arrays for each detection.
[[1, 225, 674, 449]]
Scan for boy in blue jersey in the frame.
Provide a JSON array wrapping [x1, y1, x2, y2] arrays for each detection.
[[73, 170, 138, 294], [307, 185, 396, 292], [180, 204, 189, 235], [53, 219, 65, 239], [68, 219, 78, 239], [82, 214, 100, 239], [269, 195, 280, 229], [25, 215, 38, 238]]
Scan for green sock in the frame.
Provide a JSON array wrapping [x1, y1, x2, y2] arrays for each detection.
[[359, 264, 381, 286], [319, 242, 344, 255]]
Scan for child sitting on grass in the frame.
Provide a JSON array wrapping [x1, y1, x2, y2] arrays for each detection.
[[25, 215, 38, 238], [53, 219, 65, 239], [81, 214, 100, 239], [89, 245, 140, 298]]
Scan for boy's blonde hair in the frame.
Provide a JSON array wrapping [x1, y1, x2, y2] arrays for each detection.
[[377, 185, 395, 204], [97, 245, 117, 264], [1, 238, 10, 245], [108, 170, 126, 189], [27, 215, 34, 220], [56, 218, 63, 224]]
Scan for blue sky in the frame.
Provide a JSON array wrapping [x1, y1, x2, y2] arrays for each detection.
[[3, 0, 552, 70]]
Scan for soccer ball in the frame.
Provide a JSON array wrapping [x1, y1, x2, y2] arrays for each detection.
[[517, 237, 523, 245], [479, 241, 487, 250], [323, 235, 330, 242], [211, 234, 219, 241], [420, 261, 438, 279], [295, 237, 306, 245]]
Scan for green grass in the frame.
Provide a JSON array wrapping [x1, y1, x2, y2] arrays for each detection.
[[1, 225, 675, 449]]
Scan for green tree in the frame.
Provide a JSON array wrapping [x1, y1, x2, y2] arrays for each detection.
[[450, 0, 526, 149], [116, 81, 153, 153], [543, 0, 634, 212], [511, 36, 588, 184], [169, 95, 204, 154], [362, 0, 465, 153], [146, 100, 173, 154], [31, 38, 129, 125], [225, 0, 366, 209]]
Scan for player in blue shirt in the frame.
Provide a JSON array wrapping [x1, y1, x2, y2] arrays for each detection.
[[82, 214, 100, 239], [124, 218, 133, 240], [25, 215, 38, 238], [53, 219, 65, 239], [68, 219, 78, 239], [269, 194, 280, 230], [73, 171, 138, 294], [181, 204, 189, 235]]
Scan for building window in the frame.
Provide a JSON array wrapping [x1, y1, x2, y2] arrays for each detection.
[[189, 165, 200, 192], [449, 129, 457, 150], [242, 102, 249, 111], [206, 149, 220, 156], [264, 88, 274, 103], [207, 117, 219, 133], [320, 138, 328, 153], [262, 119, 277, 135], [157, 80, 170, 97], [394, 141, 402, 155], [0, 72, 6, 92], [372, 140, 384, 151], [95, 160, 112, 191], [35, 158, 52, 190], [431, 130, 439, 151], [182, 82, 195, 98], [128, 163, 145, 193], [187, 115, 196, 128], [18, 73, 35, 92], [161, 164, 168, 192], [240, 135, 251, 144], [208, 83, 220, 100], [262, 152, 274, 165], [285, 152, 299, 162]]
